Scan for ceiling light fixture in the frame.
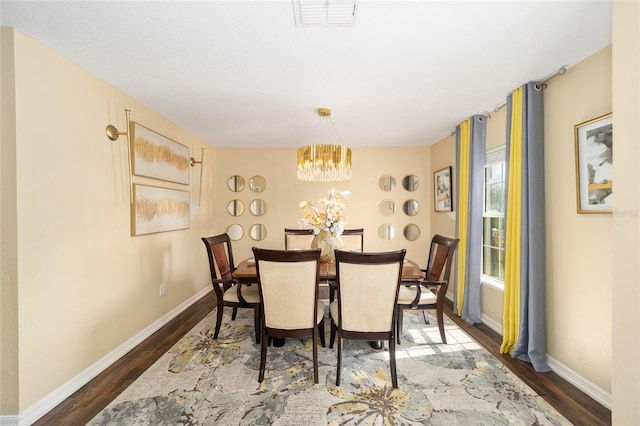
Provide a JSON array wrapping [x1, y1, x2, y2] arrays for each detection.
[[297, 108, 352, 182]]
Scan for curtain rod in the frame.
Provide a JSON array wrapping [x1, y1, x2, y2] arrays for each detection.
[[490, 65, 569, 112], [450, 65, 569, 135]]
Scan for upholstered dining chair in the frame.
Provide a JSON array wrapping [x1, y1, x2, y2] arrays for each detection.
[[396, 234, 459, 344], [252, 247, 325, 383], [339, 228, 364, 252], [202, 234, 261, 344], [284, 228, 315, 250], [330, 249, 406, 388]]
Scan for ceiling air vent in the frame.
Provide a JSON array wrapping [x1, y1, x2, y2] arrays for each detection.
[[293, 0, 359, 27]]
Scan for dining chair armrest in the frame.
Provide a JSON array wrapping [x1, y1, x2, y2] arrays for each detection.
[[421, 279, 448, 300], [400, 280, 424, 308], [212, 277, 236, 292]]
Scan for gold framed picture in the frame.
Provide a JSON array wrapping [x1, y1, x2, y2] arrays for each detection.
[[130, 122, 190, 184], [132, 184, 190, 236], [574, 113, 612, 214], [434, 166, 453, 212]]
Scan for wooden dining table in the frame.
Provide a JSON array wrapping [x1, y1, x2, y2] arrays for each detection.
[[233, 257, 425, 284]]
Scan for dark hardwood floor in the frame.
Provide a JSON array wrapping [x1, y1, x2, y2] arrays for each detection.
[[35, 292, 611, 425]]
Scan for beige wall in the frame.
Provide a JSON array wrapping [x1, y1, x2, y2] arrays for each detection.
[[429, 47, 614, 397], [429, 135, 456, 238], [2, 28, 215, 412], [545, 46, 612, 394], [215, 147, 432, 263], [611, 1, 640, 424]]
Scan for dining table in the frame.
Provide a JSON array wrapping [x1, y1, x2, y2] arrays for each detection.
[[233, 257, 425, 284]]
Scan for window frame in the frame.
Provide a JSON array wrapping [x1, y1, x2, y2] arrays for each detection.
[[481, 145, 506, 291]]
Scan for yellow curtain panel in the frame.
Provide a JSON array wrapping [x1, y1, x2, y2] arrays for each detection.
[[455, 119, 471, 314], [500, 87, 523, 355]]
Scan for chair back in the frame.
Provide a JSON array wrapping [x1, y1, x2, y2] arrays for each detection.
[[202, 234, 236, 295], [284, 228, 315, 250], [335, 250, 406, 333], [339, 228, 364, 252], [426, 234, 459, 287], [252, 248, 321, 330]]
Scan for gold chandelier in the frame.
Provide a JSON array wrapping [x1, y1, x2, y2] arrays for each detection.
[[297, 108, 352, 182]]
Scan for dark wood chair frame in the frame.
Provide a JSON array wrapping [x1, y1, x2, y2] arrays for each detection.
[[397, 234, 459, 344], [330, 249, 406, 388], [202, 233, 261, 344], [252, 247, 325, 383]]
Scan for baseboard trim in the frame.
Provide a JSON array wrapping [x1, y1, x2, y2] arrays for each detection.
[[16, 287, 212, 426], [546, 354, 612, 409], [480, 313, 503, 335]]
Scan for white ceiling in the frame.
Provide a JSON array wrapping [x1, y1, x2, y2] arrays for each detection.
[[1, 1, 612, 148]]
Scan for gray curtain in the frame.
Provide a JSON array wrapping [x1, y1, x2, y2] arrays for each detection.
[[503, 82, 550, 372], [454, 115, 486, 324]]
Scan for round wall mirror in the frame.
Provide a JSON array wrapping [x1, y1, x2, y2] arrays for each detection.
[[378, 224, 396, 241], [249, 175, 267, 193], [227, 223, 244, 241], [227, 175, 246, 192], [378, 175, 396, 192], [403, 199, 420, 216], [379, 199, 396, 216], [402, 174, 419, 192], [404, 224, 420, 241], [250, 223, 268, 241], [227, 199, 245, 216], [250, 199, 267, 216]]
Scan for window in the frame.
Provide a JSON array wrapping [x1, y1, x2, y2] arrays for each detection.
[[482, 146, 506, 286]]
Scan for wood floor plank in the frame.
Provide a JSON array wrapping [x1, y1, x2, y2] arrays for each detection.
[[34, 293, 611, 425]]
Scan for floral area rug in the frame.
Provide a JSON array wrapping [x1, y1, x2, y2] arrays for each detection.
[[89, 306, 569, 425]]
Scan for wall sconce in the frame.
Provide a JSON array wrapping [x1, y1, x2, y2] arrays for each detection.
[[189, 147, 205, 206], [105, 109, 133, 204]]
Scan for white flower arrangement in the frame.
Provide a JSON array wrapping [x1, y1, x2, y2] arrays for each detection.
[[299, 188, 351, 237]]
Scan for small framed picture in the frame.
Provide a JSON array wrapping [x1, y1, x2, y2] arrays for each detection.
[[434, 166, 453, 212], [574, 113, 612, 214]]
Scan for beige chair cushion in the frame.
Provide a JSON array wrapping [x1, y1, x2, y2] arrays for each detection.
[[397, 284, 437, 305], [336, 262, 400, 332], [222, 284, 260, 304], [258, 260, 318, 329]]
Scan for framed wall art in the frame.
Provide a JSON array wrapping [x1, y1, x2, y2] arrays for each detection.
[[132, 184, 190, 236], [434, 166, 453, 212], [130, 122, 190, 184], [574, 113, 612, 214]]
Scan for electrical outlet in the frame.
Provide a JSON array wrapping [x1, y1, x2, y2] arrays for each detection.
[[159, 284, 165, 296]]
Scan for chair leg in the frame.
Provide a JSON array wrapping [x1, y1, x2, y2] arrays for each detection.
[[258, 329, 268, 382], [231, 307, 238, 320], [318, 318, 326, 348], [214, 302, 224, 339], [312, 326, 319, 384], [253, 307, 261, 344], [336, 334, 342, 386], [396, 306, 403, 344], [330, 319, 336, 349], [389, 335, 398, 388], [423, 309, 430, 324], [436, 306, 447, 344]]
